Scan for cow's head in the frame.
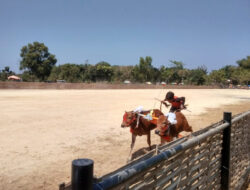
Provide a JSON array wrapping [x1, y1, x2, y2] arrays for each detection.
[[121, 111, 137, 128], [155, 115, 169, 136]]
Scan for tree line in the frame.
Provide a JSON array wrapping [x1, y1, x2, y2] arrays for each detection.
[[1, 41, 249, 86]]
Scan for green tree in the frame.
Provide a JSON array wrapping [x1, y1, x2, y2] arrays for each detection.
[[131, 65, 144, 82], [20, 42, 57, 81], [3, 66, 9, 73], [178, 69, 190, 84], [0, 66, 15, 81], [95, 62, 114, 82], [228, 55, 250, 85], [78, 64, 96, 82], [112, 65, 133, 82], [189, 66, 207, 85], [236, 56, 250, 69], [168, 60, 186, 83], [159, 60, 184, 84], [231, 68, 250, 85], [21, 71, 38, 82], [151, 67, 161, 82], [169, 60, 184, 70], [220, 65, 236, 79], [132, 56, 155, 82], [208, 70, 226, 84], [48, 66, 61, 82], [48, 64, 81, 83], [49, 63, 98, 83]]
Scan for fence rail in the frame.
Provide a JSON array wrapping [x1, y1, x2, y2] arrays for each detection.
[[59, 110, 250, 190]]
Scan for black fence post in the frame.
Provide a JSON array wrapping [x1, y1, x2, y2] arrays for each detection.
[[72, 159, 94, 190], [59, 183, 65, 190], [221, 112, 232, 190]]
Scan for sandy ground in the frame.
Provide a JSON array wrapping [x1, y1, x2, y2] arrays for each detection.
[[0, 89, 249, 190]]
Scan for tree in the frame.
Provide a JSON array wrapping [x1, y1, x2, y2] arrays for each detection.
[[197, 65, 208, 75], [151, 67, 161, 82], [169, 60, 184, 70], [0, 66, 15, 81], [236, 56, 250, 69], [47, 66, 60, 82], [20, 42, 57, 81], [178, 69, 190, 84], [79, 64, 96, 82], [160, 60, 185, 84], [132, 56, 155, 82], [208, 70, 226, 84], [95, 62, 114, 82], [189, 66, 207, 85], [112, 65, 133, 82], [3, 66, 10, 73], [231, 68, 250, 85], [159, 66, 173, 83], [21, 71, 38, 82], [48, 64, 81, 83], [220, 65, 236, 79]]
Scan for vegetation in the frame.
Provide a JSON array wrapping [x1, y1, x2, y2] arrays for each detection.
[[19, 42, 57, 81], [0, 41, 249, 86], [131, 56, 158, 82], [0, 66, 15, 81]]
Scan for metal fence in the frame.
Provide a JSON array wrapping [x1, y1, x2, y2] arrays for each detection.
[[59, 111, 250, 190]]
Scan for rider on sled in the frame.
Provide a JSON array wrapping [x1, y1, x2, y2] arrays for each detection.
[[161, 91, 186, 125]]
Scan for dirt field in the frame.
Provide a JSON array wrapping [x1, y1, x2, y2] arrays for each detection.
[[0, 89, 249, 190]]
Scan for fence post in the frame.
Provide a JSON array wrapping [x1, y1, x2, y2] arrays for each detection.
[[72, 158, 94, 190], [59, 183, 65, 190], [221, 112, 232, 190]]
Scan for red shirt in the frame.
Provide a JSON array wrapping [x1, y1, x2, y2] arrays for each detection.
[[169, 96, 184, 109]]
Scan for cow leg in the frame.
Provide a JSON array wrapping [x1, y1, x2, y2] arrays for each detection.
[[160, 137, 165, 145], [127, 134, 136, 162], [147, 132, 151, 150]]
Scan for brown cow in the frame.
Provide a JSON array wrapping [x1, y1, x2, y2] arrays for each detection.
[[155, 111, 193, 144], [121, 109, 163, 161]]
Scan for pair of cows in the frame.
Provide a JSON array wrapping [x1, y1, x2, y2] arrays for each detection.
[[121, 109, 193, 161]]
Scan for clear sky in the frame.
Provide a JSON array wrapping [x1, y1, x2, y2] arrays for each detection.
[[0, 0, 250, 73]]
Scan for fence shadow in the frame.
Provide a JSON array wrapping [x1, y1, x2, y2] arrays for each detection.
[[131, 144, 157, 160]]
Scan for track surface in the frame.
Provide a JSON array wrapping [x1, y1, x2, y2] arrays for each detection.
[[0, 89, 249, 190]]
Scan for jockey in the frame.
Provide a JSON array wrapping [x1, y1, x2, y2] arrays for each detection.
[[162, 91, 186, 124]]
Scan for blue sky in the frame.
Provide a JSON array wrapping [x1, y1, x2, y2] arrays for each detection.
[[0, 0, 250, 73]]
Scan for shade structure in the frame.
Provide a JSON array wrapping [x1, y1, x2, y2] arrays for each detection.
[[8, 75, 21, 81]]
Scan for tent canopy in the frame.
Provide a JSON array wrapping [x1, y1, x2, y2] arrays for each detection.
[[8, 75, 21, 81]]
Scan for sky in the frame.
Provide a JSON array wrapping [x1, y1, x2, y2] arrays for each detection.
[[0, 0, 250, 73]]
